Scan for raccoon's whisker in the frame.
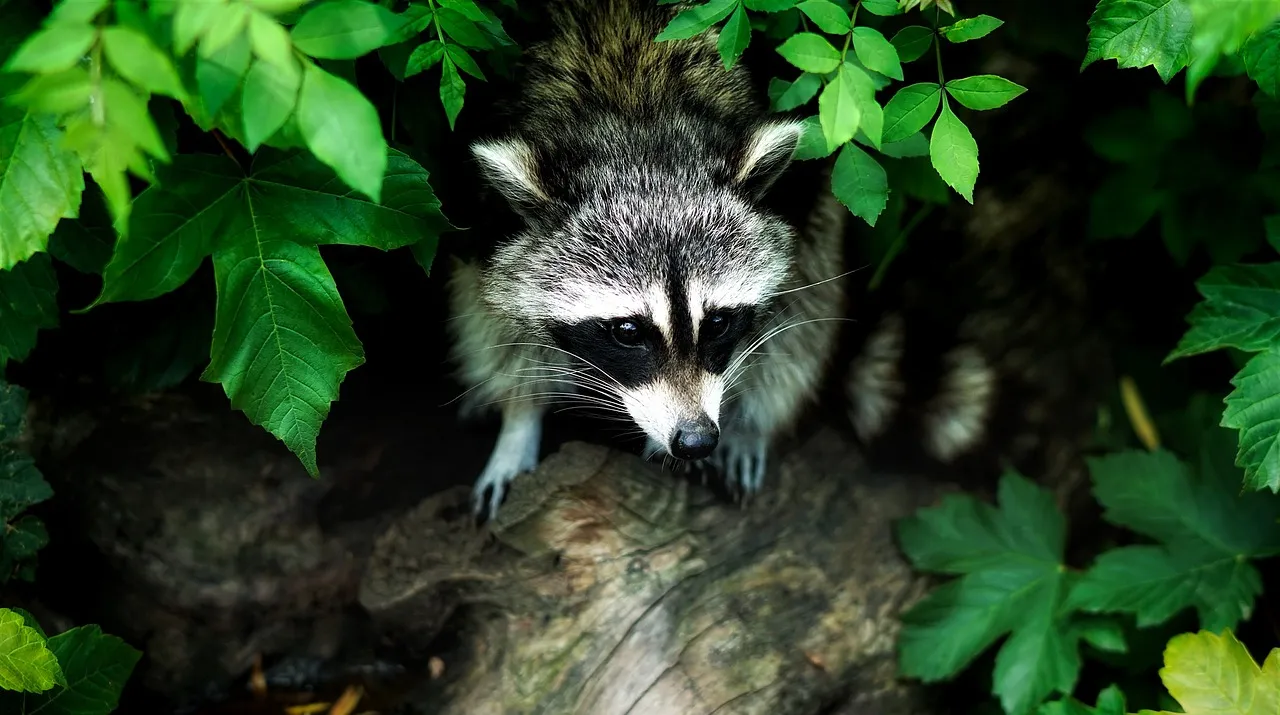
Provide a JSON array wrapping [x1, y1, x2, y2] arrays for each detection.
[[500, 362, 622, 402], [505, 368, 620, 401], [724, 316, 853, 383], [493, 341, 628, 391], [764, 264, 870, 299]]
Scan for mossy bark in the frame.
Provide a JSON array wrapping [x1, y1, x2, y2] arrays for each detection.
[[361, 429, 949, 715]]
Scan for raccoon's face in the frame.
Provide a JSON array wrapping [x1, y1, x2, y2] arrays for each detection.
[[471, 118, 803, 459]]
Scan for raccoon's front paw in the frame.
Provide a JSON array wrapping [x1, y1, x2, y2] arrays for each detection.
[[471, 441, 540, 521], [709, 434, 769, 501]]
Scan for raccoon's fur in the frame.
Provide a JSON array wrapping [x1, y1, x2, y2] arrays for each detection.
[[445, 0, 1105, 518]]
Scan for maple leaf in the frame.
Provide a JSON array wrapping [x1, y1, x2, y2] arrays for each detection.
[[896, 472, 1110, 715]]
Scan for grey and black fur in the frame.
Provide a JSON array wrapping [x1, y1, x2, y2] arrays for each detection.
[[445, 0, 1107, 518]]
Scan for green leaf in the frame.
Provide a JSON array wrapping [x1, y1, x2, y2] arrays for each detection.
[[830, 142, 887, 226], [91, 156, 242, 307], [717, 3, 751, 69], [1168, 264, 1280, 360], [1153, 630, 1279, 715], [1184, 0, 1280, 102], [250, 0, 315, 13], [793, 115, 836, 160], [774, 72, 821, 111], [1072, 617, 1128, 654], [297, 62, 387, 202], [945, 75, 1027, 111], [0, 450, 52, 524], [656, 0, 737, 41], [242, 56, 301, 152], [405, 39, 444, 77], [173, 2, 222, 56], [1080, 0, 1192, 83], [861, 0, 901, 16], [440, 55, 466, 129], [745, 0, 796, 9], [2, 514, 49, 582], [445, 44, 486, 80], [203, 230, 362, 477], [1244, 21, 1280, 96], [198, 3, 251, 58], [993, 585, 1080, 715], [852, 27, 903, 81], [196, 31, 252, 119], [796, 0, 850, 34], [248, 10, 295, 73], [0, 608, 62, 693], [435, 7, 492, 49], [1067, 448, 1280, 632], [819, 64, 860, 152], [49, 0, 108, 24], [937, 14, 1003, 43], [0, 380, 25, 443], [410, 235, 438, 275], [0, 254, 59, 367], [928, 101, 977, 202], [101, 26, 187, 101], [91, 148, 446, 470], [878, 131, 930, 158], [437, 0, 489, 22], [776, 32, 842, 74], [0, 624, 142, 714], [47, 187, 113, 275], [890, 25, 933, 62], [855, 93, 884, 149], [1222, 350, 1280, 492], [290, 0, 404, 59], [883, 82, 940, 143], [1040, 687, 1129, 715], [0, 106, 85, 271], [3, 23, 96, 74], [897, 472, 1080, 714]]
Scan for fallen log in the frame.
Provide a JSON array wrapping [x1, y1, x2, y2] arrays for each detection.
[[361, 429, 952, 715]]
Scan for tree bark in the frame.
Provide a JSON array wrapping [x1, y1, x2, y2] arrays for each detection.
[[361, 429, 950, 715]]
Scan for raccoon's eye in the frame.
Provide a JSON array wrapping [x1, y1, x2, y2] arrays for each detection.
[[610, 319, 644, 347], [704, 312, 731, 340]]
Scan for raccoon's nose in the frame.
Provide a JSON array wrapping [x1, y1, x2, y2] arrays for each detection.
[[670, 419, 719, 460]]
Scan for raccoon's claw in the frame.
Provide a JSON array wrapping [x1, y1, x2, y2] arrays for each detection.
[[711, 436, 768, 501], [471, 409, 543, 522]]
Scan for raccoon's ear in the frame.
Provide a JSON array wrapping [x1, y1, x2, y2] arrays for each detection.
[[732, 119, 805, 199], [471, 138, 551, 214]]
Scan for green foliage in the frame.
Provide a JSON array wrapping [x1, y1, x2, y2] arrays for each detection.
[[0, 380, 51, 584], [897, 471, 1101, 715], [87, 149, 448, 472], [1039, 685, 1127, 715], [1082, 0, 1192, 83], [896, 397, 1280, 715], [1068, 447, 1280, 632], [0, 611, 141, 715], [0, 0, 474, 473], [0, 608, 63, 694], [1135, 629, 1279, 715], [659, 0, 1026, 226]]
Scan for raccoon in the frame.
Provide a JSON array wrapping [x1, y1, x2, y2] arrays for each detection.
[[447, 0, 846, 518], [445, 0, 1106, 519]]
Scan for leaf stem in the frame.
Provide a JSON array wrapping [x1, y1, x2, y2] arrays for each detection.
[[840, 1, 859, 60], [933, 6, 944, 86], [427, 0, 446, 45], [212, 129, 241, 167], [869, 203, 933, 291], [89, 36, 105, 127]]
